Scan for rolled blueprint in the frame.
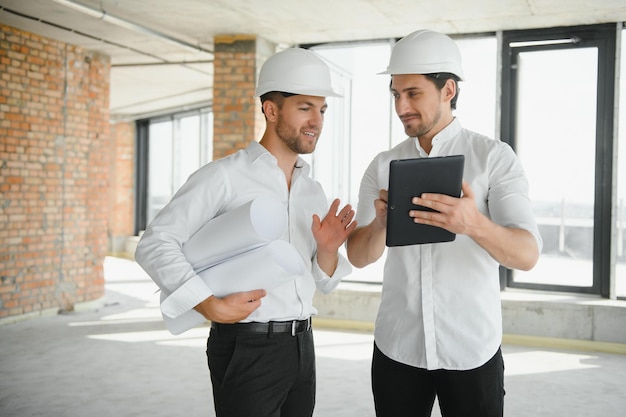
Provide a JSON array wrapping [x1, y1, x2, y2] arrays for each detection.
[[182, 196, 288, 272], [161, 239, 306, 335]]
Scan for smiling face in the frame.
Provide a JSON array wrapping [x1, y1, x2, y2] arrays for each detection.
[[272, 95, 328, 155], [390, 74, 455, 143]]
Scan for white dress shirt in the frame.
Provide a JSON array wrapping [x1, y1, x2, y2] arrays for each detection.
[[355, 118, 542, 370], [135, 140, 351, 323]]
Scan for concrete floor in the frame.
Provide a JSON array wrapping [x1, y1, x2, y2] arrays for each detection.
[[0, 256, 625, 417]]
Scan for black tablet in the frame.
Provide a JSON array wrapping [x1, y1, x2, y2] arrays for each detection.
[[386, 155, 465, 246]]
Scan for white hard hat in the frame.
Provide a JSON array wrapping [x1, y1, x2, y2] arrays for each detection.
[[255, 48, 342, 97], [379, 29, 464, 80]]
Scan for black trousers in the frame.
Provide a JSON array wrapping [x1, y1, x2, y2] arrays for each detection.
[[372, 342, 504, 417], [206, 326, 315, 417]]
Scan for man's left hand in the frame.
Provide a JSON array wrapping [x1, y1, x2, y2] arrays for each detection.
[[311, 199, 357, 276]]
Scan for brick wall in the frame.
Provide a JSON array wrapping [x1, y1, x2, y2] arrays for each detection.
[[0, 24, 110, 318], [213, 35, 264, 159], [108, 121, 135, 253]]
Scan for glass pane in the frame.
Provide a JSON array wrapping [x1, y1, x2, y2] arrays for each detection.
[[313, 42, 393, 206], [312, 42, 393, 284], [454, 36, 497, 139], [513, 47, 598, 288], [177, 114, 201, 190], [201, 111, 213, 164], [617, 29, 626, 298], [147, 121, 173, 224]]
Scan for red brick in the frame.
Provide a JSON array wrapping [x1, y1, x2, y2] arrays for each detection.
[[0, 23, 110, 319]]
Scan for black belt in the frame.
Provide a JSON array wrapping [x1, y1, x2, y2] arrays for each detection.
[[211, 318, 311, 336]]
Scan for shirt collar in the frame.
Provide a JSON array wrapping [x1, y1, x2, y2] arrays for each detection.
[[245, 140, 311, 174], [245, 140, 271, 163], [413, 118, 462, 156], [431, 117, 462, 148]]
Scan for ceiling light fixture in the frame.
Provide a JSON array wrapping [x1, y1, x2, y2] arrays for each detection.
[[510, 37, 581, 48]]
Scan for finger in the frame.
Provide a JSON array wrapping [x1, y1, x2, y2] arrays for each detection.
[[327, 198, 341, 215], [379, 189, 388, 203], [413, 194, 454, 213], [311, 213, 321, 231], [410, 209, 438, 220], [411, 196, 436, 212], [411, 210, 441, 225], [345, 220, 358, 234], [461, 180, 472, 199], [342, 209, 356, 223], [240, 289, 267, 301], [337, 204, 354, 220], [374, 198, 387, 211]]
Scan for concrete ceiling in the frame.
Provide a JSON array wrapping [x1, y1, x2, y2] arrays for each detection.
[[1, 0, 625, 121]]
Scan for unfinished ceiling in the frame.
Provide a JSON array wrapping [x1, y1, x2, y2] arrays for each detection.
[[1, 0, 625, 121]]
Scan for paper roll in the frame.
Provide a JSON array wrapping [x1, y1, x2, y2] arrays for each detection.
[[182, 196, 288, 272], [161, 240, 306, 335], [197, 239, 305, 297]]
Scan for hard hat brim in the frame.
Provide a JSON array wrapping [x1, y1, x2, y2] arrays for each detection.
[[254, 86, 343, 98], [377, 67, 464, 80]]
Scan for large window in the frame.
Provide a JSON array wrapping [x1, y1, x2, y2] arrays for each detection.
[[501, 24, 617, 297], [135, 109, 213, 232], [511, 46, 599, 290]]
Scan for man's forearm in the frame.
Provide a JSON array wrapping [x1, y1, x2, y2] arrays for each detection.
[[470, 216, 540, 271], [346, 223, 386, 268]]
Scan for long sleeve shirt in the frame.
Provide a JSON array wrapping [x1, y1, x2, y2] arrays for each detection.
[[135, 140, 351, 323], [355, 118, 542, 370]]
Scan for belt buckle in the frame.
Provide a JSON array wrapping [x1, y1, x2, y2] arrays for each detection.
[[291, 320, 297, 336]]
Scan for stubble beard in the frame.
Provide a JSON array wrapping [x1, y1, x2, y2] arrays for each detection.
[[276, 116, 318, 155], [402, 107, 442, 139]]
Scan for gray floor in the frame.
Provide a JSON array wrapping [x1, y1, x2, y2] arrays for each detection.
[[1, 256, 625, 417]]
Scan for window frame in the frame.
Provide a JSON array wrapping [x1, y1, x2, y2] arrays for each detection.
[[500, 24, 618, 297], [134, 108, 212, 234]]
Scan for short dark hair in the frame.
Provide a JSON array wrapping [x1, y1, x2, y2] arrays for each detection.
[[260, 91, 296, 103], [259, 91, 296, 115], [425, 73, 461, 110]]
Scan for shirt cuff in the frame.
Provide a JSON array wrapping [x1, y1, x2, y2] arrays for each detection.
[[160, 275, 214, 318], [312, 253, 352, 294]]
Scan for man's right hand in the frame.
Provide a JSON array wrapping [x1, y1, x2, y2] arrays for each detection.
[[373, 189, 389, 229], [346, 189, 389, 268], [194, 289, 267, 323]]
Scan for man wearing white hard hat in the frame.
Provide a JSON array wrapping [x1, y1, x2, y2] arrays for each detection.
[[347, 30, 542, 416], [136, 47, 356, 417]]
